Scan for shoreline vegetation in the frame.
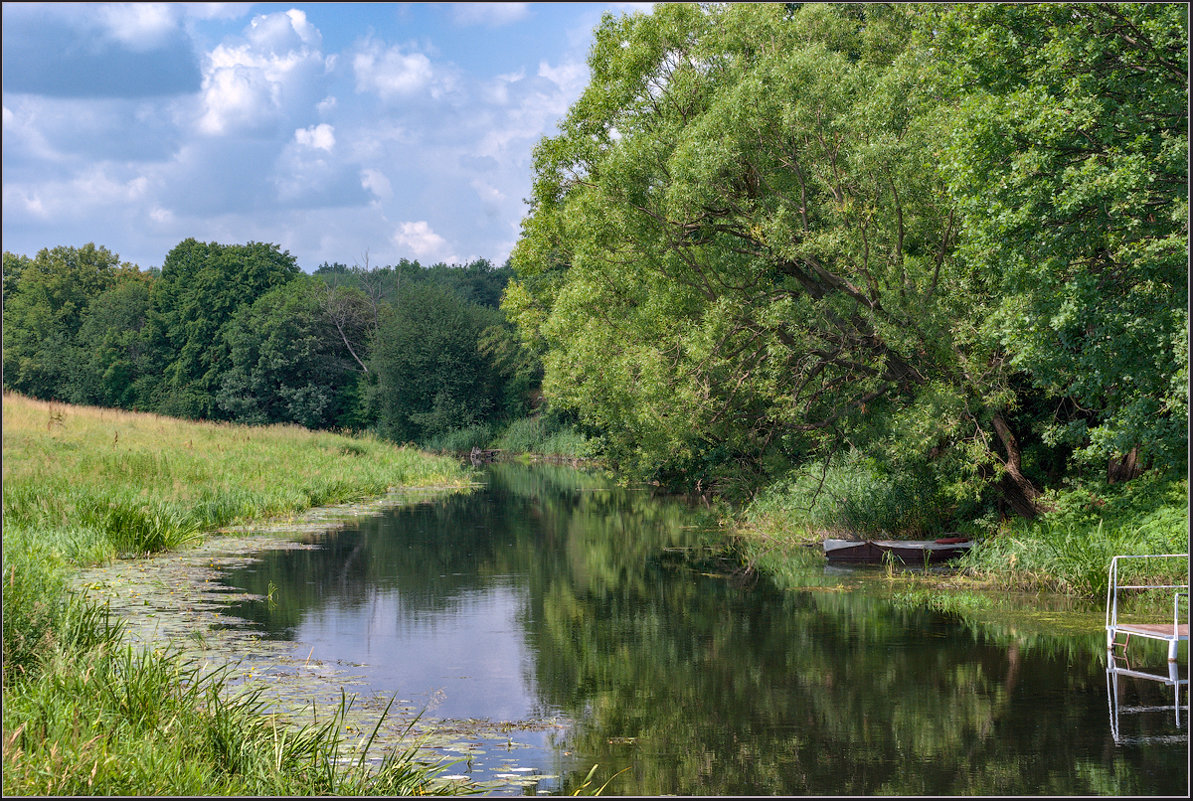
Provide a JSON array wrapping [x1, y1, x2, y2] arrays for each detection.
[[1, 392, 1186, 794], [735, 471, 1187, 599], [2, 391, 477, 796]]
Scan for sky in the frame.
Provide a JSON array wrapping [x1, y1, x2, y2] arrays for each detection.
[[2, 2, 653, 271]]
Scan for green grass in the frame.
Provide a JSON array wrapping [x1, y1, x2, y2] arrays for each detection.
[[2, 643, 468, 796], [492, 415, 592, 457], [742, 449, 952, 544], [418, 414, 593, 458], [961, 473, 1189, 598], [3, 392, 472, 566], [2, 392, 477, 795], [736, 453, 1187, 601]]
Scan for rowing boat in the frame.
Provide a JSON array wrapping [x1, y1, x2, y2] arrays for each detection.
[[822, 536, 973, 565]]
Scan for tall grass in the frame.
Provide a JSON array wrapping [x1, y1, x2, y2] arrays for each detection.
[[962, 474, 1189, 598], [492, 414, 591, 457], [2, 644, 465, 796], [744, 449, 950, 542], [2, 392, 475, 794], [418, 414, 593, 458], [2, 392, 471, 564], [735, 446, 1187, 601]]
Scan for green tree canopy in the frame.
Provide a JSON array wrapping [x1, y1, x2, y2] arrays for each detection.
[[934, 2, 1189, 474], [508, 4, 976, 492], [148, 239, 300, 419], [372, 283, 506, 443], [71, 272, 156, 409], [217, 276, 369, 430], [2, 244, 134, 401], [506, 2, 1187, 516]]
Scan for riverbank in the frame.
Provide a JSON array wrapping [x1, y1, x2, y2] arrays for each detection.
[[735, 468, 1188, 602], [1, 392, 477, 795]]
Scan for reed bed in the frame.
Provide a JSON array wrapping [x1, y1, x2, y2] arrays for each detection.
[[2, 391, 475, 795]]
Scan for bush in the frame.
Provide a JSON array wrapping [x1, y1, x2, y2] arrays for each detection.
[[963, 474, 1188, 597], [747, 450, 951, 538], [420, 424, 492, 454], [494, 415, 591, 457]]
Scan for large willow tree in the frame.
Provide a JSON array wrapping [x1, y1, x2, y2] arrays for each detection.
[[506, 2, 1186, 516]]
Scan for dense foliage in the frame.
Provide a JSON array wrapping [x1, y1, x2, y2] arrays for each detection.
[[3, 3, 1186, 531], [2, 242, 537, 446], [504, 2, 1187, 525]]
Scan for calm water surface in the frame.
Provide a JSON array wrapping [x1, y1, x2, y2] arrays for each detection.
[[217, 463, 1188, 796]]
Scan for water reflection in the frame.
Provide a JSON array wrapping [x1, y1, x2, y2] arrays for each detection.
[[216, 463, 1188, 795]]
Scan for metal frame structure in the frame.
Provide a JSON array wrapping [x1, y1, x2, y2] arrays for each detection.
[[1105, 553, 1189, 663], [1104, 553, 1188, 742]]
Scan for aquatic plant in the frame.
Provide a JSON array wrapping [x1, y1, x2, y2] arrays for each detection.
[[2, 392, 477, 795], [2, 641, 463, 796]]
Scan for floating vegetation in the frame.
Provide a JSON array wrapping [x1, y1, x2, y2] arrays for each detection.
[[70, 490, 572, 795]]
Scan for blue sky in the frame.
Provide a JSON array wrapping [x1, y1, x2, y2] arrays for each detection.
[[2, 2, 652, 271]]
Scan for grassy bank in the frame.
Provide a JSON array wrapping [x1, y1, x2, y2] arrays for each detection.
[[737, 464, 1188, 601], [2, 392, 474, 795]]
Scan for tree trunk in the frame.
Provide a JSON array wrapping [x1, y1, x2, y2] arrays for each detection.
[[1107, 446, 1142, 484], [991, 413, 1043, 519]]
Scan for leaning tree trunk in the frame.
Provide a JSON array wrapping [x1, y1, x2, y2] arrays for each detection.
[[991, 413, 1043, 519]]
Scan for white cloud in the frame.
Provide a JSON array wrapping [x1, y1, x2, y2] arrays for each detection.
[[352, 40, 434, 100], [451, 3, 530, 27], [247, 8, 321, 52], [316, 95, 338, 116], [392, 220, 454, 262], [483, 69, 525, 105], [2, 166, 155, 224], [295, 123, 335, 151], [96, 3, 180, 51], [361, 169, 393, 200], [178, 3, 252, 22], [537, 60, 587, 94], [471, 178, 505, 209], [197, 10, 325, 136]]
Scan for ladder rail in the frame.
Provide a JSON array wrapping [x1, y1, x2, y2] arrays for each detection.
[[1106, 554, 1189, 656]]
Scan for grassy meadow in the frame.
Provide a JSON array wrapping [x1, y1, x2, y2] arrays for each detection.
[[2, 391, 475, 795]]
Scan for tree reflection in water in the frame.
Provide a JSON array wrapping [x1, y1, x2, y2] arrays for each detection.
[[218, 463, 1188, 796]]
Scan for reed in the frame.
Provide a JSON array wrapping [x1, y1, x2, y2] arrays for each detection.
[[2, 644, 466, 796], [959, 474, 1187, 598], [744, 449, 949, 541]]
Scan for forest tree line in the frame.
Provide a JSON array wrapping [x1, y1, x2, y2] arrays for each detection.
[[2, 241, 538, 446], [3, 3, 1187, 531]]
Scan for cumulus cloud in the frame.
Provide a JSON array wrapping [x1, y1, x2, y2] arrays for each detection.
[[295, 123, 335, 151], [197, 9, 326, 136], [451, 3, 530, 27], [352, 39, 434, 100], [361, 169, 393, 200], [96, 3, 180, 50], [247, 7, 321, 52], [392, 220, 454, 262], [1, 5, 201, 97], [1, 2, 628, 272], [537, 60, 588, 94]]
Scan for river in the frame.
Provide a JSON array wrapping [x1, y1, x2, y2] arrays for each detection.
[[193, 462, 1186, 795]]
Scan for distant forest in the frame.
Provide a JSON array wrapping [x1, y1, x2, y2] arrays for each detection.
[[1, 240, 540, 444]]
